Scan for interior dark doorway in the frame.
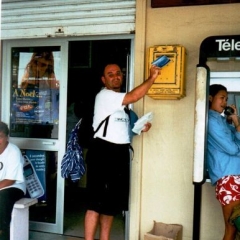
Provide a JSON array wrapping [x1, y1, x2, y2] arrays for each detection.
[[67, 39, 131, 111], [64, 39, 131, 239]]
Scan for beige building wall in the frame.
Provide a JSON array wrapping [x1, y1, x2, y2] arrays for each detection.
[[131, 1, 240, 240]]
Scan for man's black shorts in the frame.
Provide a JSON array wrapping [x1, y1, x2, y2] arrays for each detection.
[[86, 138, 131, 216]]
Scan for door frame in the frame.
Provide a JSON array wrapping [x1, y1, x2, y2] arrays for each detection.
[[2, 38, 68, 233], [1, 35, 135, 236]]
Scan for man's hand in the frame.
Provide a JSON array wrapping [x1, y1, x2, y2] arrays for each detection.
[[149, 65, 160, 80], [141, 122, 152, 132]]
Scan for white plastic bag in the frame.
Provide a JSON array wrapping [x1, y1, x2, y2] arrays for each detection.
[[132, 112, 153, 135]]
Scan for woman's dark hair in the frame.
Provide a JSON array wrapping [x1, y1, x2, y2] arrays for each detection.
[[209, 84, 227, 97], [209, 84, 227, 108], [0, 121, 9, 136]]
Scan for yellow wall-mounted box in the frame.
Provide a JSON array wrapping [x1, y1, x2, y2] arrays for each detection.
[[146, 45, 186, 100]]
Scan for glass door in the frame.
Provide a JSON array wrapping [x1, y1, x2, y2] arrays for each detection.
[[1, 39, 68, 234]]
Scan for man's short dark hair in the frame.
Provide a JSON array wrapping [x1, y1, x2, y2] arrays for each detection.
[[0, 121, 9, 136]]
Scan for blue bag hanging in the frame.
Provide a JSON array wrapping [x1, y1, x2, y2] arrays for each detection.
[[61, 119, 86, 182]]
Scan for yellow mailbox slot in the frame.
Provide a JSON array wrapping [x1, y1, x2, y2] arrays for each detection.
[[147, 45, 186, 100]]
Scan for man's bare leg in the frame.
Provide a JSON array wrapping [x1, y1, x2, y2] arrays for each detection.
[[99, 214, 114, 240], [84, 210, 100, 240]]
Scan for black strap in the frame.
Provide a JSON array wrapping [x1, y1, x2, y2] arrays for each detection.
[[95, 110, 134, 159], [124, 106, 132, 126], [102, 116, 110, 137], [124, 106, 130, 116], [124, 106, 135, 158], [94, 115, 110, 137], [98, 107, 130, 136], [129, 144, 134, 160]]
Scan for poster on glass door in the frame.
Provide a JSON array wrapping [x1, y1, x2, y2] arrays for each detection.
[[22, 150, 46, 201], [11, 51, 60, 125], [11, 88, 59, 124]]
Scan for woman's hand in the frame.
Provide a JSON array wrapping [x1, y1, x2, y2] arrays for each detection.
[[228, 104, 240, 128], [141, 122, 152, 132]]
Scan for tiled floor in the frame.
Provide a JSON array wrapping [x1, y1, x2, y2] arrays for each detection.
[[29, 212, 125, 240], [29, 186, 126, 240], [29, 231, 84, 240]]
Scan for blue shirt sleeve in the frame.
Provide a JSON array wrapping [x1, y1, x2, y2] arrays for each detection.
[[208, 112, 240, 156]]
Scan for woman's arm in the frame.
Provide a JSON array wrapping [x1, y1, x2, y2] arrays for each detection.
[[208, 118, 240, 155]]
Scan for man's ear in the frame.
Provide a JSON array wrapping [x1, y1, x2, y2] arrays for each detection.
[[101, 76, 105, 85], [209, 95, 213, 103]]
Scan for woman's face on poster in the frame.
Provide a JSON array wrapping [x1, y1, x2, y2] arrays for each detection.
[[31, 57, 51, 78]]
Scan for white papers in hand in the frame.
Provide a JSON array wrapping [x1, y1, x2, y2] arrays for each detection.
[[132, 112, 153, 135]]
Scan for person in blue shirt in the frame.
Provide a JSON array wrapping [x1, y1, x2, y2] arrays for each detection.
[[207, 84, 240, 240]]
